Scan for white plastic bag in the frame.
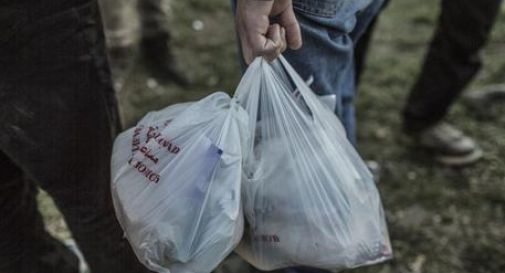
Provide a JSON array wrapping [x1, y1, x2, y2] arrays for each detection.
[[111, 92, 249, 273], [234, 57, 392, 271]]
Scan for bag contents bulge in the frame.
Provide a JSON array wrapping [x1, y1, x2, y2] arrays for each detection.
[[111, 93, 249, 273]]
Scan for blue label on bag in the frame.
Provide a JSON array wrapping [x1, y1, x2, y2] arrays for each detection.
[[190, 143, 222, 199]]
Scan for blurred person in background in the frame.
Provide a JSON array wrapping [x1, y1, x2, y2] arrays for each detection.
[[355, 0, 503, 166], [99, 0, 188, 87]]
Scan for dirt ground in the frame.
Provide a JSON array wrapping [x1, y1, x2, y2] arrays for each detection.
[[39, 0, 505, 273]]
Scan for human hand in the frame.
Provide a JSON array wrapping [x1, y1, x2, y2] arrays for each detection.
[[235, 0, 302, 64]]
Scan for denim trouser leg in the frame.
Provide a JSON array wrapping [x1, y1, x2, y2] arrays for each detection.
[[285, 1, 384, 270], [284, 0, 383, 144], [354, 0, 390, 84], [276, 0, 383, 273], [344, 0, 385, 143]]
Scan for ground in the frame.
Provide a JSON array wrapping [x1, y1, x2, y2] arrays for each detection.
[[38, 1, 505, 273]]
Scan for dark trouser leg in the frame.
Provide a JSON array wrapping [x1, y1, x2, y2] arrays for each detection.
[[402, 0, 502, 133], [0, 152, 80, 273], [98, 0, 138, 48], [0, 2, 148, 273]]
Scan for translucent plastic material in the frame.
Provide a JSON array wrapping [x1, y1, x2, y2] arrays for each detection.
[[111, 92, 249, 273], [234, 57, 392, 271]]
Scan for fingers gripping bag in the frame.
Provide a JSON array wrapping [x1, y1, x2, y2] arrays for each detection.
[[233, 57, 392, 271], [111, 92, 249, 273]]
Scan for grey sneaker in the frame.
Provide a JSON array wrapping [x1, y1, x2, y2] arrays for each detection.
[[410, 122, 483, 166]]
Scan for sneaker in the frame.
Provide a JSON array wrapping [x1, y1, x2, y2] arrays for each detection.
[[408, 122, 483, 166], [141, 33, 190, 87]]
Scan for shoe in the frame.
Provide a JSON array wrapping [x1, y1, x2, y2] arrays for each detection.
[[140, 33, 190, 87], [407, 122, 483, 166]]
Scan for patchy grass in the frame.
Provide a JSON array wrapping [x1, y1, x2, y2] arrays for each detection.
[[353, 1, 505, 273], [39, 0, 505, 273]]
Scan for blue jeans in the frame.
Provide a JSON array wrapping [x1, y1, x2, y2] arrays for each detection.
[[284, 0, 384, 145], [283, 3, 383, 268], [233, 0, 382, 144]]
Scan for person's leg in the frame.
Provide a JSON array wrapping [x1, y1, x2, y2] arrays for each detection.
[[98, 0, 138, 48], [283, 0, 383, 144], [282, 2, 382, 272], [400, 0, 501, 166], [349, 0, 385, 44], [0, 7, 82, 273], [0, 151, 81, 273], [0, 2, 149, 273], [98, 0, 140, 87], [138, 0, 188, 85], [353, 0, 391, 85], [342, 0, 384, 142], [403, 0, 502, 132], [284, 2, 384, 272]]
